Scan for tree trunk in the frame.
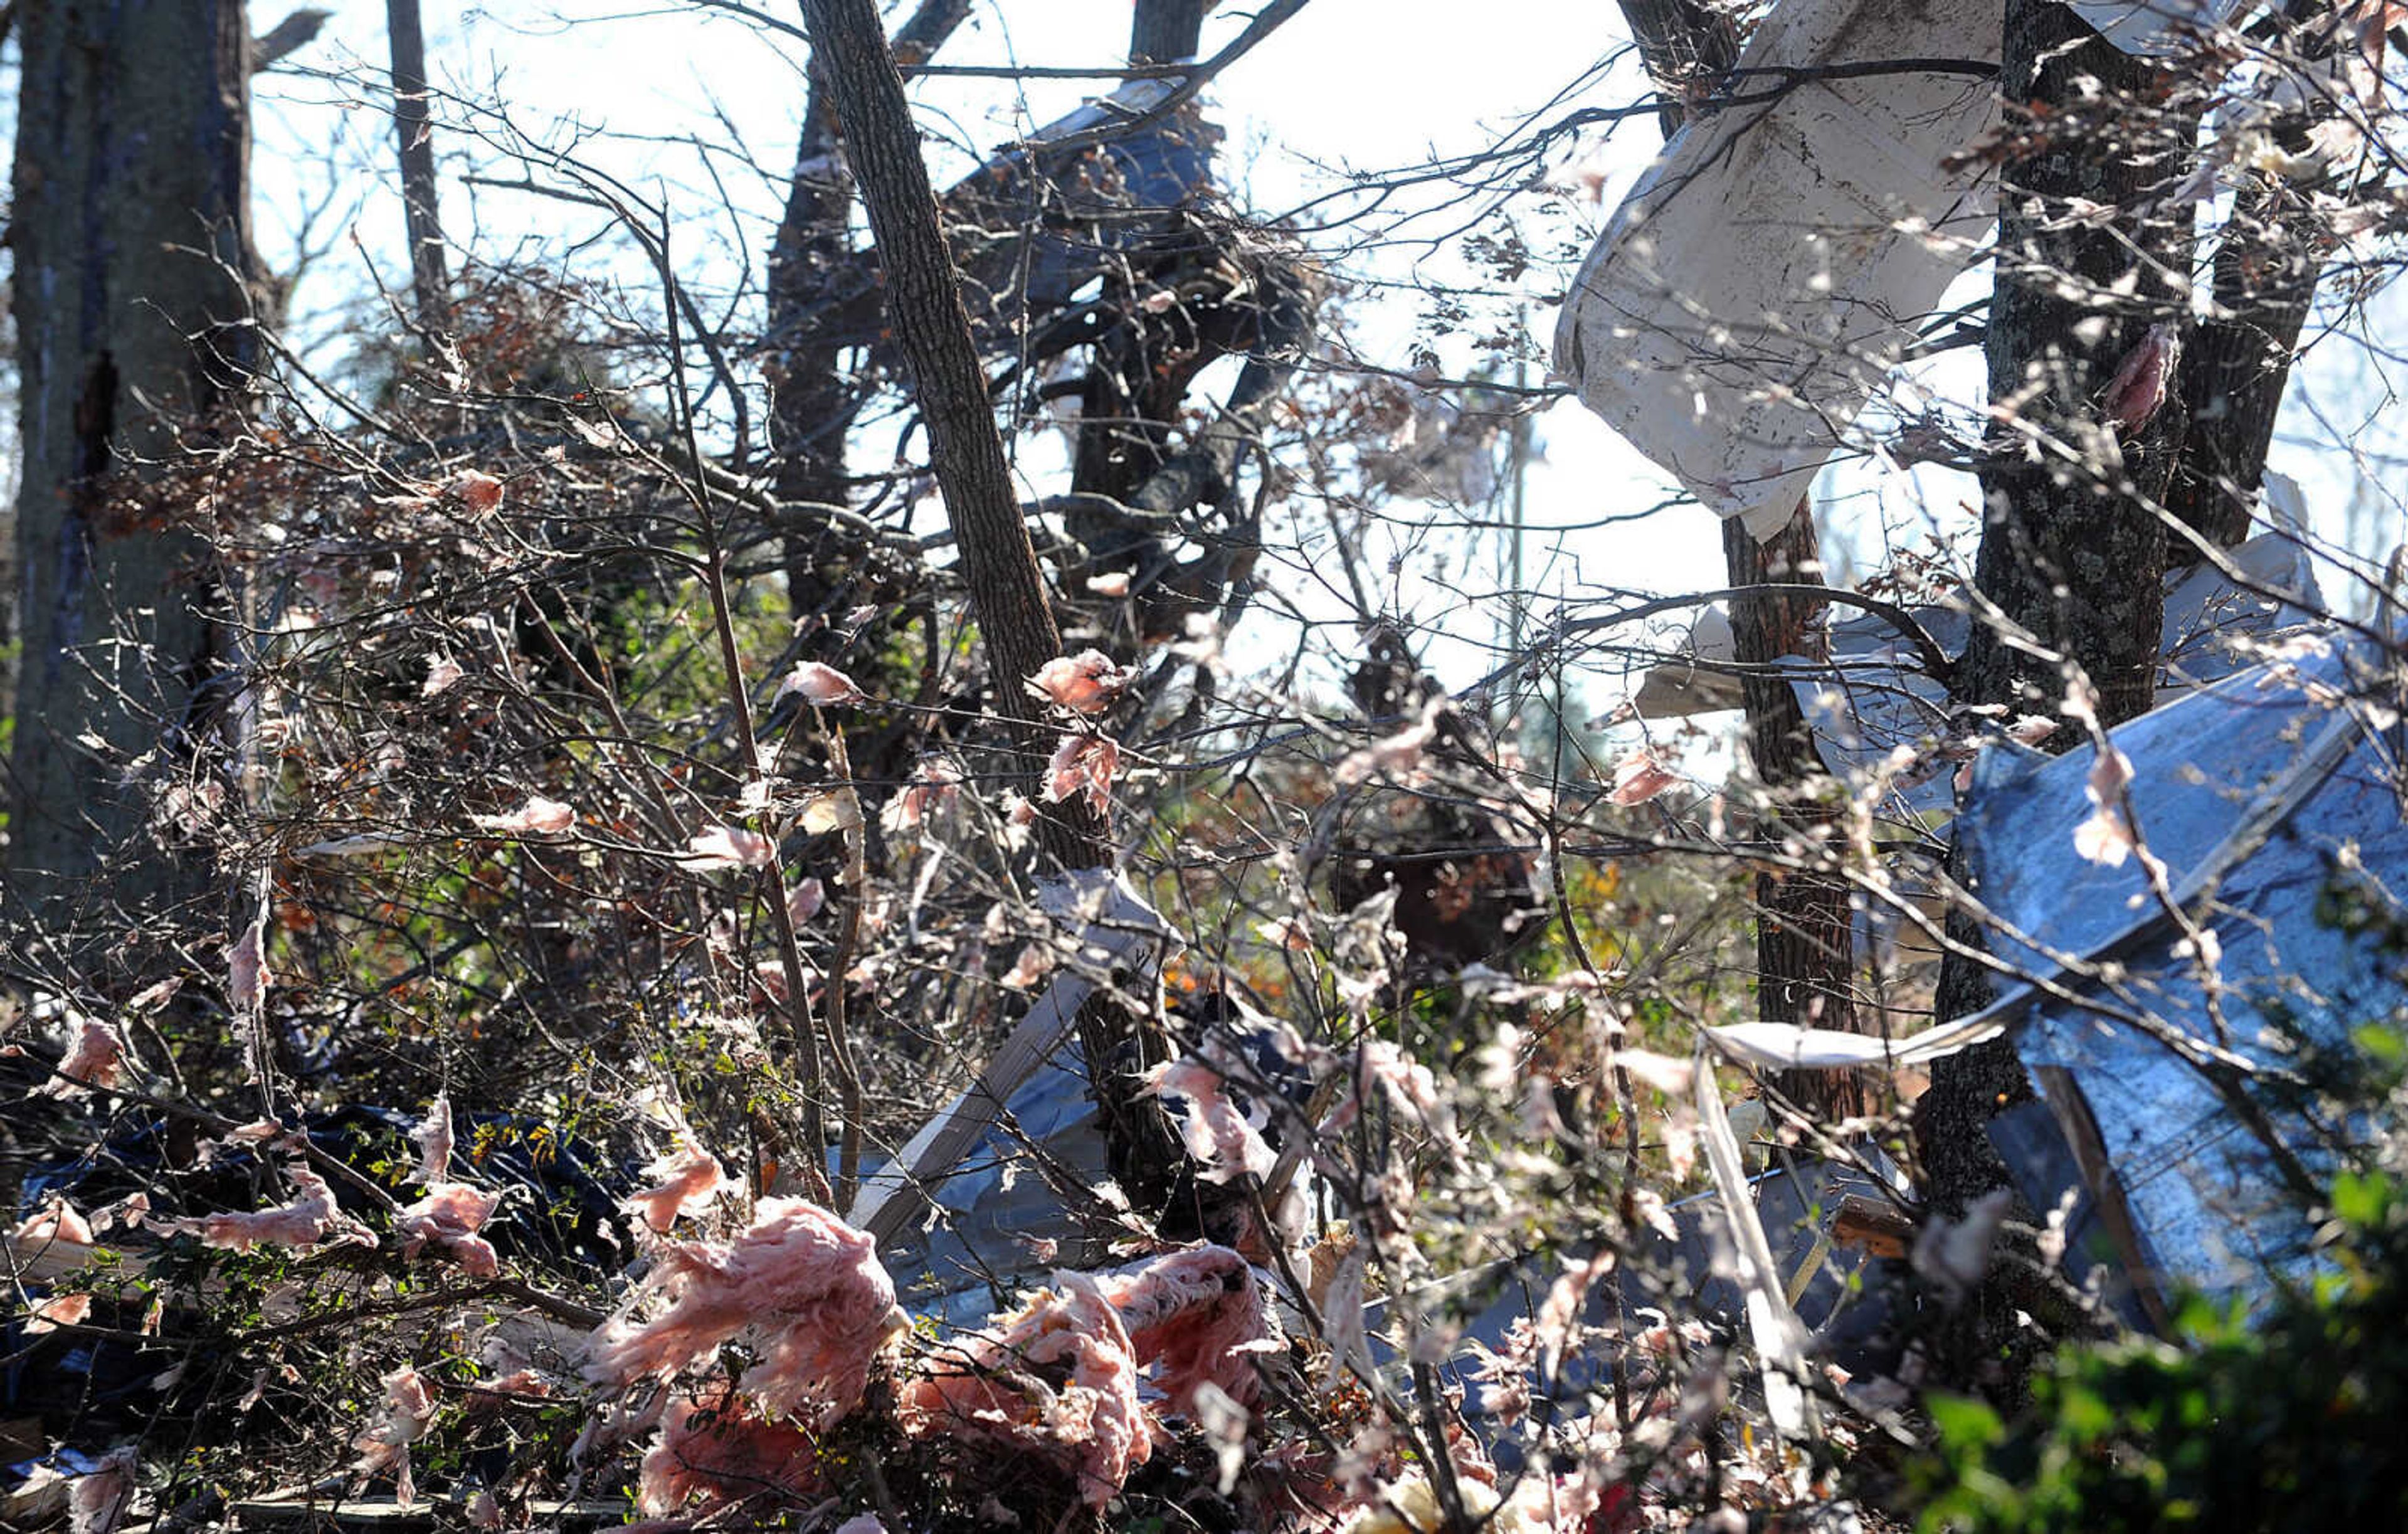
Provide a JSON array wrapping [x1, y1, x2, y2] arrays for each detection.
[[385, 0, 449, 326], [766, 66, 863, 611], [767, 0, 968, 610], [1920, 0, 2194, 1212], [1610, 0, 1865, 1118], [1729, 512, 1866, 1119], [1131, 0, 1205, 63], [1615, 0, 1738, 135], [797, 0, 1185, 1203], [796, 0, 1098, 853], [1060, 0, 1316, 655], [6, 0, 258, 940], [2167, 184, 2330, 547], [1067, 0, 1210, 517]]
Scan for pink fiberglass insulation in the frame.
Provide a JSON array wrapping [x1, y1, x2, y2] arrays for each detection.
[[27, 1293, 93, 1334], [352, 1366, 436, 1506], [465, 1367, 555, 1416], [395, 1182, 502, 1277], [902, 1275, 1152, 1509], [15, 1195, 96, 1246], [635, 1383, 821, 1518], [94, 1192, 150, 1234], [45, 1017, 127, 1096], [199, 1162, 346, 1252], [228, 920, 270, 1014], [583, 1197, 900, 1432], [1027, 650, 1134, 715], [68, 1446, 137, 1534], [1147, 1055, 1277, 1185], [1097, 1245, 1278, 1414], [623, 1145, 727, 1234], [1043, 733, 1119, 815]]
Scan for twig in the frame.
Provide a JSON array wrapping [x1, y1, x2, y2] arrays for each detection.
[[244, 1275, 605, 1340], [819, 717, 871, 1207]]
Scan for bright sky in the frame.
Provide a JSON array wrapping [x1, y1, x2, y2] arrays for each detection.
[[248, 0, 2408, 712]]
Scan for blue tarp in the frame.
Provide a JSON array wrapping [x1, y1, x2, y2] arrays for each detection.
[[879, 1045, 1115, 1329], [1792, 531, 2329, 822]]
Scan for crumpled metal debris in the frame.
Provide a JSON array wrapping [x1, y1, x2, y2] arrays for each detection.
[[1619, 531, 2328, 820], [1953, 630, 2405, 1311], [849, 870, 1172, 1262], [949, 79, 1221, 347], [1798, 530, 2328, 819]]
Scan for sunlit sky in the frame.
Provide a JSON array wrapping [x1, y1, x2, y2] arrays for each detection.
[[246, 1, 2408, 707]]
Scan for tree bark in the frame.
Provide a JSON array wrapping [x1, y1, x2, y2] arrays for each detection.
[[2167, 169, 2333, 547], [253, 6, 330, 71], [1920, 0, 2195, 1212], [385, 0, 449, 326], [2162, 20, 2343, 551], [796, 0, 1101, 860], [766, 63, 866, 610], [6, 0, 258, 939], [1615, 0, 1738, 134], [1728, 512, 1866, 1119], [1130, 0, 1206, 63], [1045, 3, 1318, 692]]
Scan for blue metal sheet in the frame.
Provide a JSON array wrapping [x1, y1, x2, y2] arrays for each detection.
[[1958, 633, 2407, 1305], [1788, 531, 2326, 822]]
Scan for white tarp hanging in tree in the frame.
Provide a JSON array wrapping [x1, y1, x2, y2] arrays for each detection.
[[1552, 0, 1999, 537]]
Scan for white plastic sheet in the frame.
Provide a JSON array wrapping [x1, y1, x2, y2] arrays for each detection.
[[1554, 0, 1999, 536], [1708, 1015, 2004, 1071]]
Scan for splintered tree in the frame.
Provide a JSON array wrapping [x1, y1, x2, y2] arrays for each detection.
[[7, 1, 260, 938]]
